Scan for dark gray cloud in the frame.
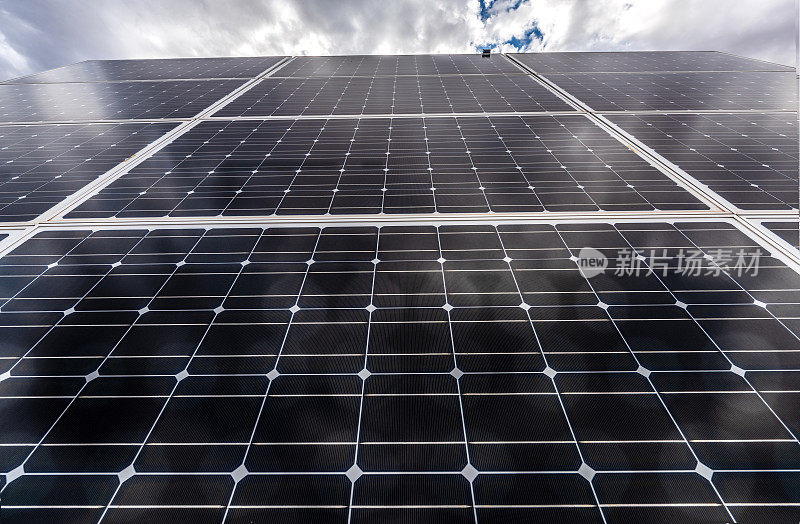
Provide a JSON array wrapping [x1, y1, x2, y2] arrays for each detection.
[[0, 0, 794, 81]]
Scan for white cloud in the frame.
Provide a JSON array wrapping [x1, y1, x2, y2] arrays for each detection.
[[0, 0, 794, 80], [516, 0, 795, 66]]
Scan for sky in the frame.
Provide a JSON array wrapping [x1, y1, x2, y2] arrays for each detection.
[[0, 0, 795, 80]]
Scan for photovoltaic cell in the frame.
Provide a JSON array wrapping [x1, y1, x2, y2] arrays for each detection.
[[273, 54, 522, 77], [547, 71, 797, 112], [0, 80, 246, 122], [0, 222, 799, 523], [0, 122, 178, 222], [66, 115, 707, 219], [6, 57, 287, 83], [511, 51, 794, 74], [212, 74, 574, 117], [607, 112, 798, 210]]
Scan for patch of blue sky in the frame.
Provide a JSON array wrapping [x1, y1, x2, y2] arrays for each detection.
[[506, 26, 544, 49], [473, 25, 544, 53], [478, 0, 526, 22]]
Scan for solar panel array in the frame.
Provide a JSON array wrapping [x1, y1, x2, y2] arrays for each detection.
[[0, 51, 798, 524]]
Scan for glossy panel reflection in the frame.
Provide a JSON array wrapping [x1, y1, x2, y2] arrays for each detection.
[[0, 122, 178, 221]]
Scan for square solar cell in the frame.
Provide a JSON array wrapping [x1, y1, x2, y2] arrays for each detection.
[[67, 115, 707, 218], [511, 51, 794, 74], [0, 222, 799, 522], [0, 122, 177, 222], [547, 71, 797, 112], [6, 57, 286, 83], [607, 112, 798, 210], [0, 80, 246, 122], [213, 74, 574, 117]]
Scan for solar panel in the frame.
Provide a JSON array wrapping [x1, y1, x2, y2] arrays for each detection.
[[0, 50, 798, 523], [511, 51, 794, 74], [0, 221, 799, 523], [607, 112, 798, 210], [66, 115, 707, 219], [212, 74, 574, 117], [0, 80, 246, 122], [6, 57, 287, 83], [273, 54, 522, 77], [0, 122, 178, 222], [545, 71, 797, 112]]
